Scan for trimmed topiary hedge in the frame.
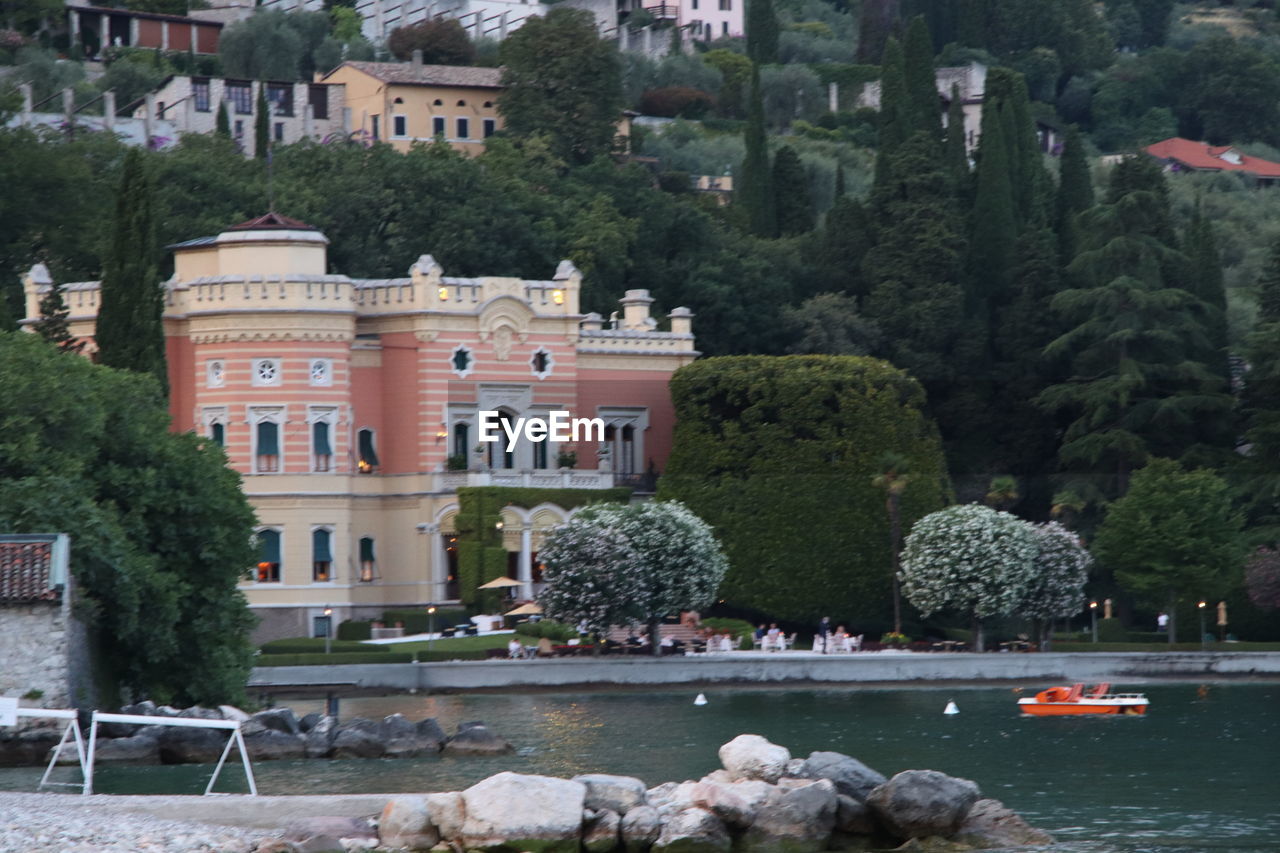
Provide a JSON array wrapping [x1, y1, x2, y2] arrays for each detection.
[[659, 356, 950, 624], [384, 607, 471, 634], [337, 620, 372, 641], [259, 638, 389, 654], [255, 651, 414, 666], [514, 619, 578, 641]]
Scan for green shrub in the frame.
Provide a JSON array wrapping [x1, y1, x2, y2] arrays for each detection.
[[514, 619, 577, 641], [1127, 631, 1171, 643], [258, 638, 388, 654], [384, 607, 470, 634], [1052, 631, 1089, 643], [254, 652, 414, 666], [941, 627, 974, 643], [1097, 617, 1127, 642], [700, 617, 755, 641], [337, 620, 372, 641]]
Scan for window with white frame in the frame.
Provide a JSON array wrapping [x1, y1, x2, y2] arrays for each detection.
[[203, 406, 228, 447], [206, 359, 225, 388], [483, 118, 496, 138], [359, 536, 376, 581], [252, 358, 281, 387], [250, 407, 284, 473], [312, 526, 333, 582], [456, 117, 469, 139], [254, 527, 282, 582], [357, 427, 379, 473], [433, 116, 446, 136], [309, 358, 332, 386], [309, 406, 337, 472], [393, 114, 407, 137], [449, 344, 474, 378]]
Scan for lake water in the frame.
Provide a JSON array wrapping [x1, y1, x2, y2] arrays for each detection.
[[3, 682, 1278, 852]]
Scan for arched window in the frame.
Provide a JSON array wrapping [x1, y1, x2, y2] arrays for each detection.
[[255, 420, 279, 472], [255, 528, 281, 582], [211, 422, 225, 447], [312, 527, 333, 582], [487, 411, 516, 469], [359, 536, 376, 582], [534, 437, 548, 469], [357, 428, 379, 473]]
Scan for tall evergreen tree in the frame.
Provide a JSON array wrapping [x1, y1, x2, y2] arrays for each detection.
[[1259, 240, 1280, 326], [1183, 202, 1229, 382], [772, 146, 814, 236], [818, 196, 871, 302], [1055, 126, 1093, 262], [33, 279, 84, 354], [215, 100, 231, 138], [254, 83, 270, 160], [902, 15, 941, 142], [834, 163, 846, 197], [967, 92, 1017, 310], [746, 0, 779, 65], [870, 38, 909, 212], [739, 67, 777, 238], [1241, 239, 1280, 537], [857, 0, 901, 63], [1036, 157, 1231, 505], [95, 149, 167, 397]]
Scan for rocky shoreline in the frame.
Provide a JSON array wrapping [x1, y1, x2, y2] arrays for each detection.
[[255, 733, 1052, 853], [0, 702, 513, 767]]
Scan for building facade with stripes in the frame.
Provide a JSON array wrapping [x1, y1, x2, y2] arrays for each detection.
[[21, 214, 697, 642]]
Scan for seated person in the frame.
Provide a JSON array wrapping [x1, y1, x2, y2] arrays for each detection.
[[507, 638, 524, 659], [754, 624, 767, 645], [765, 623, 782, 650], [719, 633, 734, 653]]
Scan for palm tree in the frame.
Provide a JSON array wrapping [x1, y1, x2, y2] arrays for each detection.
[[985, 475, 1020, 511], [872, 451, 913, 634]]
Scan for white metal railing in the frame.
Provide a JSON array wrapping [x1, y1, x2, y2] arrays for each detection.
[[6, 707, 89, 793], [86, 712, 257, 796]]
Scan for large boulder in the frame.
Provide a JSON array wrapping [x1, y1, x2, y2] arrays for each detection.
[[304, 716, 338, 759], [177, 706, 224, 721], [574, 774, 649, 815], [156, 726, 230, 764], [583, 808, 622, 853], [379, 796, 440, 850], [795, 752, 886, 802], [382, 714, 444, 758], [688, 780, 771, 830], [834, 794, 877, 836], [426, 791, 466, 841], [416, 717, 448, 745], [244, 729, 306, 761], [444, 721, 513, 756], [620, 805, 662, 853], [646, 782, 700, 817], [719, 735, 791, 784], [952, 798, 1053, 849], [252, 708, 301, 736], [739, 779, 838, 853], [331, 720, 384, 759], [461, 771, 586, 853], [652, 807, 731, 853], [92, 734, 160, 763], [865, 771, 980, 839], [283, 816, 377, 845]]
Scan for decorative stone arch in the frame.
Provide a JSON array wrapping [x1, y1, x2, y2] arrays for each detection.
[[477, 297, 533, 362], [434, 505, 461, 601], [529, 503, 569, 551]]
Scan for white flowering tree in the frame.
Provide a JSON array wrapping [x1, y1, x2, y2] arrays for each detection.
[[900, 504, 1038, 651], [1017, 522, 1092, 649], [538, 501, 729, 654]]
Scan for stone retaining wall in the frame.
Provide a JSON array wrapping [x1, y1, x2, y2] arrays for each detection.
[[250, 651, 1280, 692]]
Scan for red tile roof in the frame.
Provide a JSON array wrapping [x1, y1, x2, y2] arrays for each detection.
[[0, 540, 60, 602], [226, 212, 317, 232], [1145, 137, 1280, 179], [334, 61, 503, 89]]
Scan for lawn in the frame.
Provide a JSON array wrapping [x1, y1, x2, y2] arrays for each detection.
[[379, 633, 515, 655]]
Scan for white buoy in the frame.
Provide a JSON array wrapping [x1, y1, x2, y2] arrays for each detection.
[[694, 693, 708, 706], [944, 700, 959, 715]]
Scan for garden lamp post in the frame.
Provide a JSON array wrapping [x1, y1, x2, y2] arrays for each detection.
[[323, 606, 333, 655], [1198, 600, 1207, 649], [1090, 600, 1098, 643], [427, 605, 437, 654]]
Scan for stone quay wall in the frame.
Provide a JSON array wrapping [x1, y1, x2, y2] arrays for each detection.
[[250, 650, 1280, 693]]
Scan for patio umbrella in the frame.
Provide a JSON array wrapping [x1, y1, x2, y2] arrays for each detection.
[[478, 577, 523, 589], [505, 602, 543, 616]]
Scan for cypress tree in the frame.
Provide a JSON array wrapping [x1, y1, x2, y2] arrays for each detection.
[[739, 67, 777, 238], [96, 148, 167, 397], [967, 92, 1016, 309], [1242, 241, 1280, 535], [870, 38, 909, 213], [746, 0, 779, 66], [33, 280, 84, 354], [819, 196, 871, 303], [1259, 239, 1280, 325], [1055, 126, 1093, 262], [835, 163, 846, 197], [856, 0, 901, 63], [1183, 203, 1229, 374], [772, 146, 814, 236], [254, 84, 270, 160], [902, 15, 940, 142], [215, 100, 231, 138]]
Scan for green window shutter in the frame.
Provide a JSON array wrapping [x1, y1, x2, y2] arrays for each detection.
[[313, 528, 333, 562], [358, 429, 379, 466], [313, 421, 332, 456], [359, 537, 375, 562], [257, 421, 279, 456], [259, 529, 281, 563]]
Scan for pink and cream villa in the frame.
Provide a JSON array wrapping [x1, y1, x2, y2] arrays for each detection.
[[21, 214, 697, 641]]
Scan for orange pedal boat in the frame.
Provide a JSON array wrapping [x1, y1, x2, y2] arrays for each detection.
[[1017, 682, 1148, 716]]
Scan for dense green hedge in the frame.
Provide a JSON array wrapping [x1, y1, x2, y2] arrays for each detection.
[[258, 638, 389, 654], [514, 619, 578, 641], [455, 486, 631, 608], [701, 617, 755, 642], [659, 356, 950, 624], [384, 607, 471, 634], [337, 620, 372, 641], [255, 652, 414, 666]]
